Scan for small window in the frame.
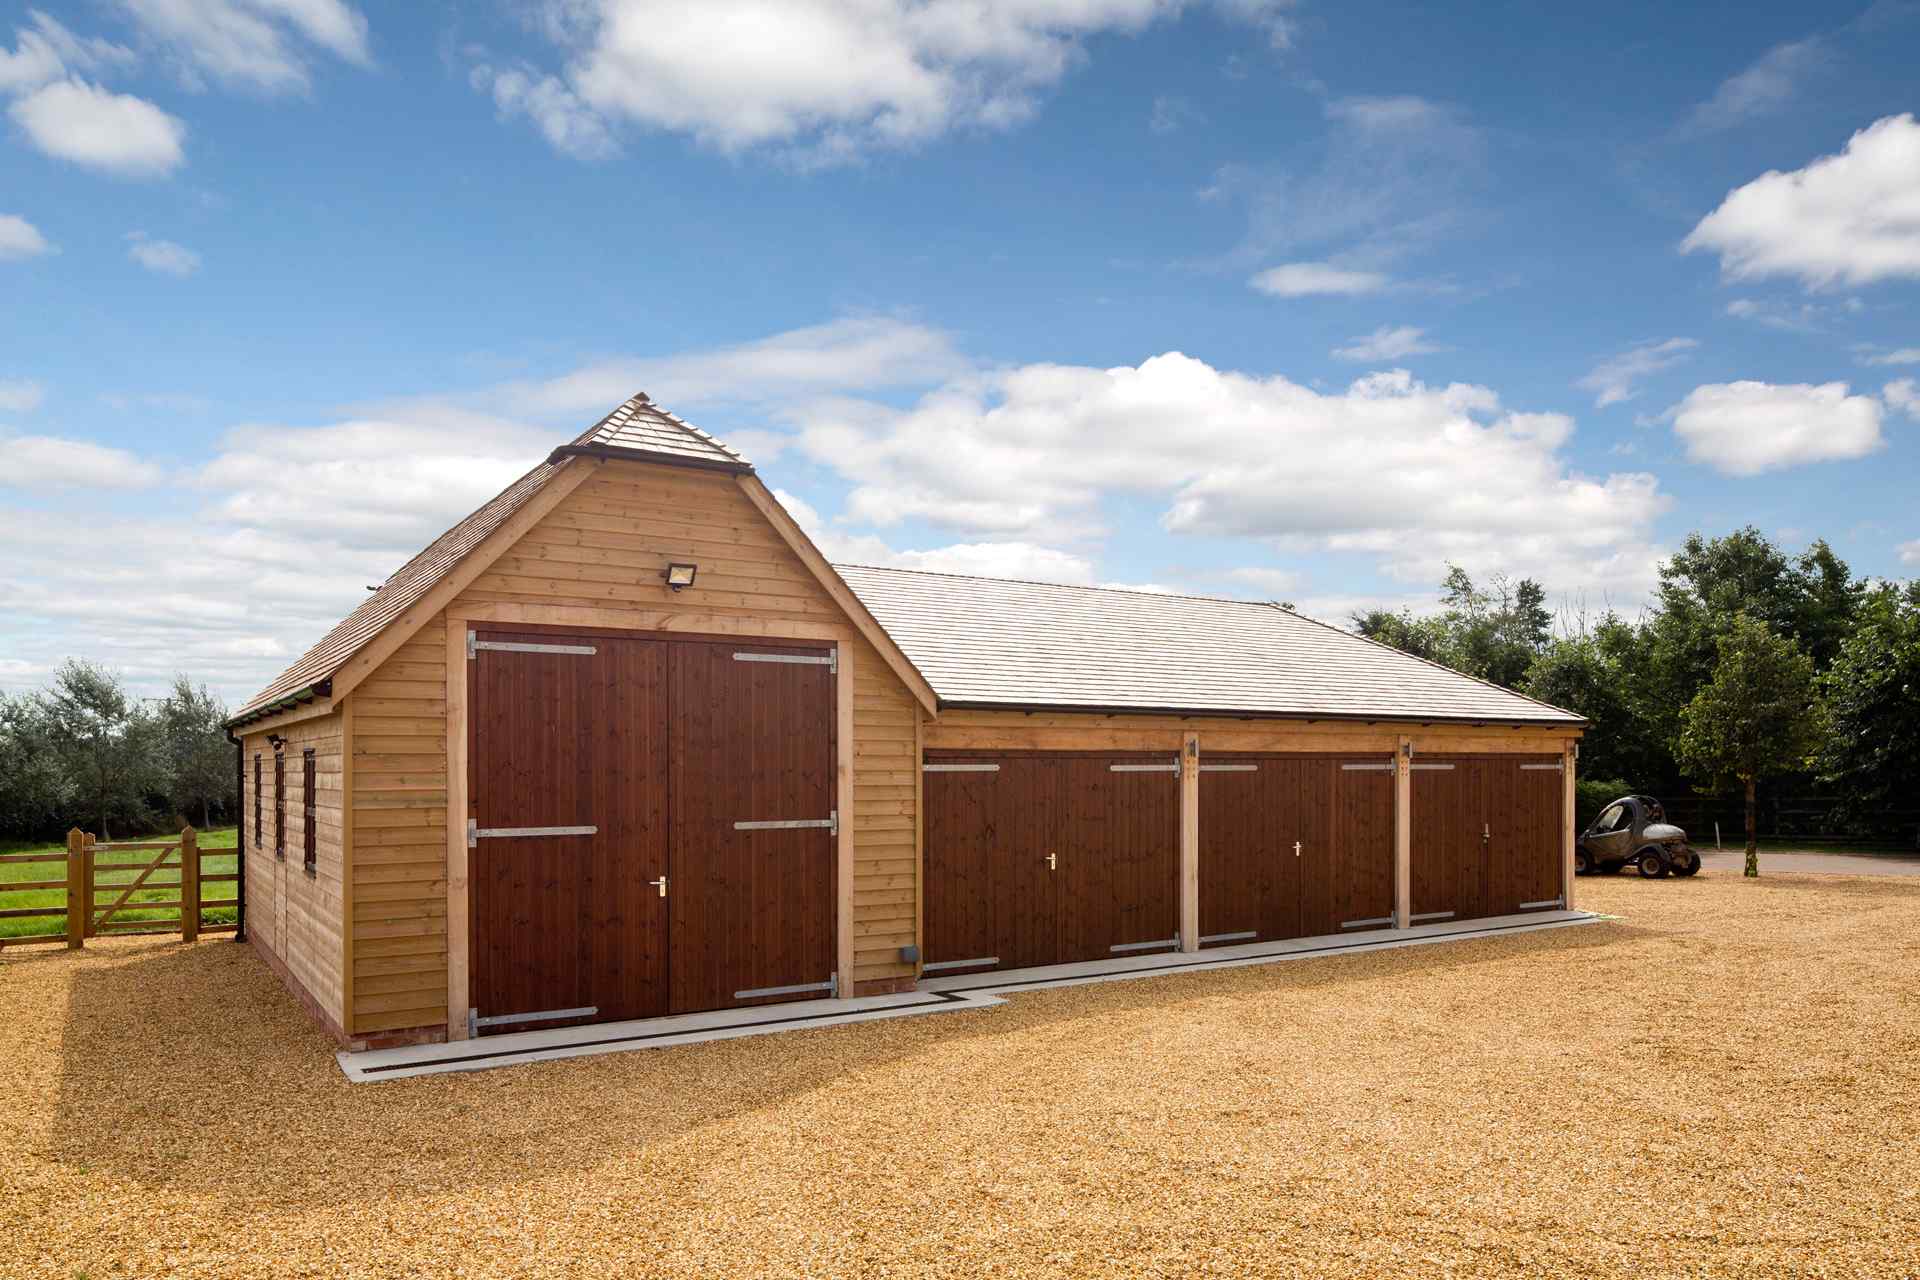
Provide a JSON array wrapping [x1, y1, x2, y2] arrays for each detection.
[[1594, 803, 1628, 834], [302, 748, 318, 877], [274, 751, 286, 860], [253, 754, 263, 848]]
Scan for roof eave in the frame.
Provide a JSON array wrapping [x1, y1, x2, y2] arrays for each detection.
[[225, 679, 332, 730], [935, 697, 1587, 729]]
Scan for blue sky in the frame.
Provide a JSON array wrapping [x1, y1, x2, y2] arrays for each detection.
[[2, 0, 1917, 703]]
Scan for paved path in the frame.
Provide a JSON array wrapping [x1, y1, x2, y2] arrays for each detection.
[[1695, 848, 1920, 876]]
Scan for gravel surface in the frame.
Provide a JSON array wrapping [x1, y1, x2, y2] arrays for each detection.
[[5, 872, 1918, 1278]]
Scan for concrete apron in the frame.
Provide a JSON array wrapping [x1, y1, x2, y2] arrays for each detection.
[[338, 909, 1603, 1082]]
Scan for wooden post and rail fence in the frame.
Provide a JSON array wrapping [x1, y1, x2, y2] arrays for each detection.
[[0, 828, 238, 950]]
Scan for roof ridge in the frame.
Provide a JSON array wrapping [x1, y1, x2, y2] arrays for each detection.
[[832, 561, 1282, 609]]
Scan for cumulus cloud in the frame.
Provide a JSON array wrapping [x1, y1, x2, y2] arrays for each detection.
[[1331, 325, 1439, 361], [483, 1, 1292, 163], [1683, 113, 1920, 289], [0, 433, 165, 488], [118, 0, 370, 94], [1577, 337, 1698, 408], [1250, 262, 1389, 297], [1665, 380, 1885, 475], [1885, 378, 1920, 421], [0, 378, 45, 411], [126, 231, 200, 275], [0, 11, 134, 92], [789, 352, 1670, 593], [774, 488, 1096, 584], [1900, 539, 1920, 567], [1859, 346, 1920, 366], [8, 78, 186, 176], [0, 212, 52, 258]]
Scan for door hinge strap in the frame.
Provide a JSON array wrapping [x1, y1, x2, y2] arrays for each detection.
[[1410, 910, 1456, 922], [734, 978, 835, 1000], [1109, 762, 1180, 772], [733, 651, 836, 674], [733, 812, 837, 835], [1520, 762, 1564, 771], [922, 956, 999, 972], [923, 763, 1000, 772], [1340, 763, 1394, 771], [1341, 916, 1395, 929], [468, 632, 597, 657], [467, 819, 597, 848], [472, 1005, 597, 1030], [1198, 930, 1258, 943], [1518, 897, 1565, 910], [1198, 764, 1257, 772], [1110, 936, 1180, 953]]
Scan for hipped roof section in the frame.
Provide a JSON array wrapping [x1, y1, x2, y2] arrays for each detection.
[[228, 395, 751, 726], [835, 564, 1586, 726]]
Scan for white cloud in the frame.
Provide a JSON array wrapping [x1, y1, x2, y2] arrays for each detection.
[[520, 315, 969, 413], [126, 231, 200, 275], [0, 11, 135, 92], [118, 0, 370, 94], [1682, 113, 1920, 289], [488, 1, 1289, 163], [0, 378, 45, 411], [0, 434, 165, 488], [1681, 37, 1825, 135], [471, 63, 616, 160], [790, 353, 1670, 595], [773, 487, 1095, 584], [1148, 94, 1199, 135], [1222, 566, 1300, 595], [1860, 346, 1920, 366], [0, 212, 53, 259], [1250, 262, 1388, 297], [1900, 539, 1920, 567], [1332, 325, 1439, 361], [1666, 380, 1885, 475], [1577, 337, 1698, 408], [1885, 378, 1920, 421], [1723, 296, 1850, 332], [8, 78, 186, 176]]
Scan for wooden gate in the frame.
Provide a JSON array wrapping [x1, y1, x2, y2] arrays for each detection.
[[0, 828, 235, 951]]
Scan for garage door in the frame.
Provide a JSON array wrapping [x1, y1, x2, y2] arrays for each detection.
[[1198, 755, 1395, 946], [923, 753, 1180, 974], [468, 627, 835, 1035], [1411, 755, 1564, 924]]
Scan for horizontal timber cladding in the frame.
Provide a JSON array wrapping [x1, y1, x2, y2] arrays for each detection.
[[345, 459, 923, 1039], [1410, 755, 1565, 923], [1197, 754, 1396, 947], [922, 751, 1180, 973], [241, 712, 347, 1034]]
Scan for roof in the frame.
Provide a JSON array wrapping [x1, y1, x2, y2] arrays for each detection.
[[833, 564, 1585, 726], [229, 394, 746, 726]]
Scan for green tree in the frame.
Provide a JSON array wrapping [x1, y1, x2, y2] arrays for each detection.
[[1816, 585, 1920, 841], [159, 674, 234, 828], [1524, 613, 1671, 786], [1675, 615, 1823, 877], [0, 693, 72, 839], [1353, 563, 1553, 689], [38, 660, 162, 839]]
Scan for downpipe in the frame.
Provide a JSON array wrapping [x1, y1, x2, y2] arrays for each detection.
[[226, 728, 246, 943]]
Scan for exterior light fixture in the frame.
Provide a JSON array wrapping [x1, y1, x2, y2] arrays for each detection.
[[664, 562, 698, 591]]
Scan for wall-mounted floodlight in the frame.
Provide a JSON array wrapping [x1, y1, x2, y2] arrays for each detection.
[[664, 562, 698, 591]]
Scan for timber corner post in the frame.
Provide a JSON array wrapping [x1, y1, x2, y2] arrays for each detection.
[[1393, 737, 1412, 930], [65, 829, 84, 949], [1179, 732, 1200, 953], [180, 826, 200, 943]]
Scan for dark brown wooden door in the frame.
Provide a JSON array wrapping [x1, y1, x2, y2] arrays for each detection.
[[1327, 761, 1396, 930], [1292, 760, 1340, 938], [668, 640, 836, 1012], [1410, 759, 1487, 922], [1198, 760, 1279, 945], [991, 756, 1062, 971], [921, 762, 1001, 971], [1488, 758, 1565, 913], [470, 629, 669, 1031], [1059, 758, 1180, 960]]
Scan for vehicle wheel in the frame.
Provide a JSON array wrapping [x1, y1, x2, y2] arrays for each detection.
[[1574, 848, 1593, 875], [1671, 851, 1701, 877], [1637, 849, 1668, 878]]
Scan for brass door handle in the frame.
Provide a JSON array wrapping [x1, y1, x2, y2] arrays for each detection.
[[1046, 852, 1057, 871], [649, 875, 668, 898]]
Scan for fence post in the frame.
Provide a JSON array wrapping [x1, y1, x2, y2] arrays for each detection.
[[180, 826, 200, 943], [81, 833, 95, 939], [65, 829, 84, 949]]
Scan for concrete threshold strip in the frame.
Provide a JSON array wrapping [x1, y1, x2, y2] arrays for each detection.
[[337, 909, 1601, 1082]]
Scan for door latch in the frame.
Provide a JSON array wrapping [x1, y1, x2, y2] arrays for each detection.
[[1293, 840, 1303, 858], [1483, 823, 1491, 842], [1046, 851, 1057, 871], [649, 875, 668, 898]]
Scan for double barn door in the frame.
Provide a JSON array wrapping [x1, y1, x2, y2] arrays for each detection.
[[1410, 755, 1565, 923], [923, 754, 1180, 973], [1198, 755, 1396, 946], [468, 628, 835, 1034]]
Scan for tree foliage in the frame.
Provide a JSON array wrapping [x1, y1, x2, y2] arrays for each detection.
[[1817, 585, 1920, 829], [159, 675, 234, 828], [1353, 564, 1552, 689], [1674, 614, 1823, 875]]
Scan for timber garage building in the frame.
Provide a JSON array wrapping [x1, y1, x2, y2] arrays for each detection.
[[228, 394, 1585, 1048]]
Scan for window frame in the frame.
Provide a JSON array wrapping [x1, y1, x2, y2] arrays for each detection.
[[274, 750, 286, 861], [302, 748, 318, 877], [253, 754, 263, 848]]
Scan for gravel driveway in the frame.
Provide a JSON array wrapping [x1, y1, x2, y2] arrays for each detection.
[[5, 871, 1918, 1278]]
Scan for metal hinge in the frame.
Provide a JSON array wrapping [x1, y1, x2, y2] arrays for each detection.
[[467, 629, 475, 659], [733, 650, 836, 674], [732, 810, 837, 835]]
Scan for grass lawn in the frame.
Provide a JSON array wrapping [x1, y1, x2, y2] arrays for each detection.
[[3, 871, 1918, 1277], [0, 826, 238, 941]]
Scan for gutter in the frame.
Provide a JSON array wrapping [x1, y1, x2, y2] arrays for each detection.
[[225, 678, 331, 732], [224, 726, 246, 943]]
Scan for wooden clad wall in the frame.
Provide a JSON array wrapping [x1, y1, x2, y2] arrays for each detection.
[[345, 461, 923, 1038], [241, 714, 346, 1031]]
